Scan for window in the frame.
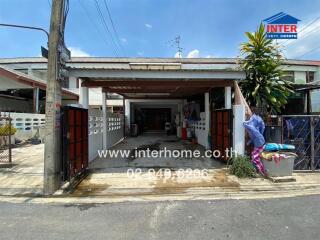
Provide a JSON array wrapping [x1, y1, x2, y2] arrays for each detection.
[[282, 71, 294, 82], [307, 72, 315, 83]]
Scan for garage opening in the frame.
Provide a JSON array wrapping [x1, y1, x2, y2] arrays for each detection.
[[74, 77, 237, 176], [61, 59, 248, 195]]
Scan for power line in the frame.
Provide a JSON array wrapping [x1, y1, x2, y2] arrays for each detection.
[[285, 26, 319, 48], [295, 44, 320, 59], [102, 0, 125, 55], [78, 0, 116, 55], [281, 17, 320, 47], [94, 0, 120, 56]]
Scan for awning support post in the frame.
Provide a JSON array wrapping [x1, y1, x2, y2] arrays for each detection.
[[33, 87, 40, 113], [79, 78, 89, 109], [225, 86, 232, 109], [124, 99, 130, 135], [102, 90, 108, 150], [205, 92, 210, 149]]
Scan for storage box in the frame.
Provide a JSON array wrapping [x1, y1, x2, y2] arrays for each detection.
[[262, 155, 296, 177]]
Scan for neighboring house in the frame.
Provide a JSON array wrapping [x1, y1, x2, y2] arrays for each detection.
[[0, 65, 78, 113]]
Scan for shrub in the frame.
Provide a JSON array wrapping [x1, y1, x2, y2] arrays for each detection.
[[229, 155, 256, 178], [0, 124, 17, 136], [239, 23, 293, 114]]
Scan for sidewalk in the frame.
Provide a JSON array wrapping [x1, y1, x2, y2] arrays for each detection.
[[0, 144, 43, 196], [0, 168, 319, 204]]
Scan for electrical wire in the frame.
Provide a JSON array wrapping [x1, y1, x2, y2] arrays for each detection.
[[295, 44, 320, 59], [102, 0, 125, 55], [78, 0, 116, 54], [94, 0, 120, 56], [285, 27, 319, 48], [281, 17, 320, 47]]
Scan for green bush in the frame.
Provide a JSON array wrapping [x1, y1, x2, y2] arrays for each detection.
[[0, 124, 17, 136], [229, 155, 256, 178]]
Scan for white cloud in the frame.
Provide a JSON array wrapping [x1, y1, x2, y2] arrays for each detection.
[[68, 47, 91, 57], [174, 50, 214, 58], [174, 51, 182, 58], [145, 23, 152, 29], [137, 51, 144, 56], [120, 37, 127, 43], [187, 49, 200, 58]]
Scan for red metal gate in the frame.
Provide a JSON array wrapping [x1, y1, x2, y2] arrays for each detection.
[[211, 109, 233, 161], [61, 106, 88, 181]]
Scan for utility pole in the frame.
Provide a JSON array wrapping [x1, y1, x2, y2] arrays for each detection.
[[44, 0, 69, 194]]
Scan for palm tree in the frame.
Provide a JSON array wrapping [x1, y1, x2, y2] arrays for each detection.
[[239, 23, 293, 114]]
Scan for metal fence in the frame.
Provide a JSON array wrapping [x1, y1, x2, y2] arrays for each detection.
[[281, 115, 320, 170], [0, 112, 12, 166]]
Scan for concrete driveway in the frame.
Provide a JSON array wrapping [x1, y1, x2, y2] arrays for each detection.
[[89, 133, 225, 172]]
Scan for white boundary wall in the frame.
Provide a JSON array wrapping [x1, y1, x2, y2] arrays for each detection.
[[88, 110, 124, 161], [3, 112, 46, 131], [106, 112, 124, 149], [1, 112, 46, 140], [190, 112, 207, 148], [88, 109, 103, 162], [233, 105, 245, 155]]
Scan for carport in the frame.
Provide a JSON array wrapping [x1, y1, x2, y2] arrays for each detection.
[[67, 59, 246, 172]]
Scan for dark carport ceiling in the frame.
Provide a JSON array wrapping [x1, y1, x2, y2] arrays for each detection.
[[82, 78, 234, 98]]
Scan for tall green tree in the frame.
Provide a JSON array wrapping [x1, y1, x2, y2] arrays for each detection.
[[239, 23, 293, 114]]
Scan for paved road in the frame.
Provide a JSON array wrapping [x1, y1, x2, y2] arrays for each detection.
[[0, 195, 319, 240]]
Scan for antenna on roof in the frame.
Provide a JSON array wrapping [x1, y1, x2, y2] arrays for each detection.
[[168, 35, 183, 58]]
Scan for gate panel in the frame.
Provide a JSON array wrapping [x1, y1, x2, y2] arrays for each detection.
[[211, 109, 233, 161], [61, 106, 88, 181], [282, 115, 320, 170], [0, 113, 12, 166]]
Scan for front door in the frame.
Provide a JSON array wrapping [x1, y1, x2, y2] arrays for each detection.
[[211, 109, 233, 161]]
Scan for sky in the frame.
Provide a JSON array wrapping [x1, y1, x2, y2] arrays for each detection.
[[0, 0, 319, 60]]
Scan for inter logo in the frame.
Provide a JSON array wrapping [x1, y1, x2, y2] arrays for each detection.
[[263, 12, 300, 39]]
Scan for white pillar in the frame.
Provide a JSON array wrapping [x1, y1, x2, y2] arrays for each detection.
[[205, 92, 210, 149], [125, 99, 130, 134], [33, 87, 40, 113], [233, 105, 245, 156], [102, 91, 107, 149], [225, 86, 232, 109], [79, 79, 89, 109], [182, 99, 187, 127]]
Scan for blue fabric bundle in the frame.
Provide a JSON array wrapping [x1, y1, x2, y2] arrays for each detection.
[[264, 143, 295, 152], [243, 114, 265, 148]]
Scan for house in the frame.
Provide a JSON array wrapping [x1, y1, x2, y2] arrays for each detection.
[[0, 65, 78, 113], [0, 57, 319, 148], [0, 57, 319, 114]]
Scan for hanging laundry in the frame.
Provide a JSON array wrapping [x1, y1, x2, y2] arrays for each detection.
[[243, 114, 266, 175], [243, 114, 265, 148], [251, 145, 266, 175]]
